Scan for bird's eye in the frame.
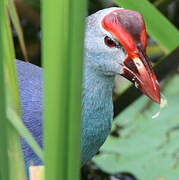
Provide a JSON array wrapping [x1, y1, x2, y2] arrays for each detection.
[[104, 36, 116, 47]]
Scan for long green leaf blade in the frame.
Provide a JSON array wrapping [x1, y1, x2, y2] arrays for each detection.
[[42, 0, 86, 179], [67, 1, 86, 180], [8, 0, 28, 61], [42, 0, 70, 179], [0, 1, 9, 179], [0, 0, 26, 179]]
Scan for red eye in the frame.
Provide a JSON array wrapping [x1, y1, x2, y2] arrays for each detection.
[[104, 36, 116, 47]]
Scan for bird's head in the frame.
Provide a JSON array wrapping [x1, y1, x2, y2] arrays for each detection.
[[85, 7, 160, 104]]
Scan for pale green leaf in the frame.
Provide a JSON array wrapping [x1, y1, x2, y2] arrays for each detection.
[[93, 74, 179, 180]]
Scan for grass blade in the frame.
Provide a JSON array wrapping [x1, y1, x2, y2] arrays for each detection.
[[42, 0, 86, 179], [8, 0, 28, 61], [0, 1, 9, 179], [0, 0, 26, 179], [42, 0, 70, 179], [67, 1, 86, 180]]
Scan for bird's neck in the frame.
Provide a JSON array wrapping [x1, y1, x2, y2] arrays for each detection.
[[81, 66, 114, 164], [82, 71, 114, 125], [83, 68, 115, 109]]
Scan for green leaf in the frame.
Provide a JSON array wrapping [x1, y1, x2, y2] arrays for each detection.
[[115, 0, 179, 52], [8, 0, 28, 61], [0, 1, 9, 179], [93, 74, 179, 180], [0, 0, 26, 179], [42, 0, 86, 179], [66, 1, 87, 179], [42, 0, 70, 179]]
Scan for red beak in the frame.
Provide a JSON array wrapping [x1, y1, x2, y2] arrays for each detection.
[[102, 9, 161, 104], [122, 46, 161, 104]]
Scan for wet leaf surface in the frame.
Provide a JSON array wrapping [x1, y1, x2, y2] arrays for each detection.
[[93, 74, 179, 180]]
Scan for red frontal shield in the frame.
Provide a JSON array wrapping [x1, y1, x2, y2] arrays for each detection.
[[102, 9, 160, 103]]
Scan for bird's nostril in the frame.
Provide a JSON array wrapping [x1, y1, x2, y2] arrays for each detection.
[[136, 62, 140, 67], [124, 58, 138, 74]]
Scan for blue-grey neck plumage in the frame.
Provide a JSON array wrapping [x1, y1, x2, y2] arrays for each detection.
[[81, 7, 126, 164], [81, 67, 114, 164]]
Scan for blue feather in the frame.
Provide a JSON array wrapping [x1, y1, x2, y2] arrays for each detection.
[[16, 59, 114, 176]]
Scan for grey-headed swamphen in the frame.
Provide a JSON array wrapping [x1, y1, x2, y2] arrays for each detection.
[[16, 7, 160, 175]]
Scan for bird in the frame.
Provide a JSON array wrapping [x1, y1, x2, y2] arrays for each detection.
[[16, 7, 160, 176]]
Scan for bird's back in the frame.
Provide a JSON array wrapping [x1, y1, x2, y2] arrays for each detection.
[[16, 59, 114, 169], [16, 60, 43, 169]]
